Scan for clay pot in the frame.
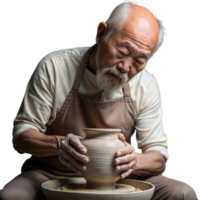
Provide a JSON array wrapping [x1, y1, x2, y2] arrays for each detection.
[[81, 128, 124, 190]]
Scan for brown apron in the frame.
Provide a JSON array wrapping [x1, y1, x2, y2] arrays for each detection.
[[21, 44, 136, 178]]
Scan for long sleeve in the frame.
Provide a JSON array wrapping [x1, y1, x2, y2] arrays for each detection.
[[12, 58, 55, 144], [12, 47, 89, 145], [132, 72, 168, 161]]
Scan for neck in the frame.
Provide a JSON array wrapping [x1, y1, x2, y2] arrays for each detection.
[[88, 45, 98, 75]]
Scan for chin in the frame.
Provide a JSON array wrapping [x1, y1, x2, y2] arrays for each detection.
[[97, 75, 126, 92], [95, 54, 128, 91]]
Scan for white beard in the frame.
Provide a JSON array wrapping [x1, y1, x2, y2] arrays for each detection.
[[95, 47, 128, 92]]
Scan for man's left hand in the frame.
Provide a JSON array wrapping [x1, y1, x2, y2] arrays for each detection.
[[114, 133, 136, 179]]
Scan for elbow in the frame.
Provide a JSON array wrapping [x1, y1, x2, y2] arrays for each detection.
[[163, 163, 168, 173], [156, 154, 166, 175], [161, 163, 168, 174], [13, 132, 27, 154], [13, 134, 25, 154]]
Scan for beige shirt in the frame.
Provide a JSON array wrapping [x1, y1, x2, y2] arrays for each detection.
[[13, 46, 168, 160]]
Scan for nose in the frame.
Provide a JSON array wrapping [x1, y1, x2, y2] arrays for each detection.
[[116, 59, 131, 73]]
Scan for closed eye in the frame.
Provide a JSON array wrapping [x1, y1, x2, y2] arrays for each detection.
[[136, 60, 143, 65], [118, 51, 125, 56], [134, 60, 145, 68]]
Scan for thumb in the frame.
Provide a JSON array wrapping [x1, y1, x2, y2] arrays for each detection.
[[55, 136, 65, 150], [118, 133, 126, 145], [77, 135, 84, 141], [77, 136, 87, 154]]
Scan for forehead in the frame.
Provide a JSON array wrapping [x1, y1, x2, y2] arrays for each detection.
[[118, 25, 157, 54], [109, 30, 153, 58], [117, 6, 159, 52]]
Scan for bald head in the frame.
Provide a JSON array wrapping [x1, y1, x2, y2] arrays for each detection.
[[99, 2, 167, 60], [121, 5, 159, 53]]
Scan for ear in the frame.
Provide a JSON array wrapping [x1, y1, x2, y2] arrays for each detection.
[[96, 22, 108, 44]]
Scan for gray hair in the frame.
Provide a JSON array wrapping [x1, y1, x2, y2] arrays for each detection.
[[102, 1, 165, 57]]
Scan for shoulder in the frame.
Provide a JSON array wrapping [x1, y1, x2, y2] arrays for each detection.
[[129, 69, 158, 96], [129, 69, 157, 88], [34, 47, 90, 74], [43, 46, 89, 63], [33, 46, 90, 82], [130, 69, 160, 117]]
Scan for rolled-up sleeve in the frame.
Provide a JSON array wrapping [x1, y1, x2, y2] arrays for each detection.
[[135, 76, 168, 161], [12, 58, 55, 144]]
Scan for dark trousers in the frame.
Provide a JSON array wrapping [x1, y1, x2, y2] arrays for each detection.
[[0, 170, 197, 200]]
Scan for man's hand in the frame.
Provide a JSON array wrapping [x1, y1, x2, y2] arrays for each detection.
[[114, 133, 136, 179], [59, 133, 89, 174]]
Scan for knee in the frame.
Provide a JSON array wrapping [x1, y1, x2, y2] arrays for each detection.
[[171, 182, 197, 200], [0, 188, 32, 200]]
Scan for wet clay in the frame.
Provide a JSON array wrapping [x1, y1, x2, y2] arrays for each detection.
[[56, 182, 142, 193]]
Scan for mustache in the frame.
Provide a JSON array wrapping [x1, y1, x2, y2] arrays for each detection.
[[101, 66, 128, 81]]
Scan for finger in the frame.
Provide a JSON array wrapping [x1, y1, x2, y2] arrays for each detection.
[[60, 137, 88, 164], [120, 169, 134, 179], [115, 160, 135, 172], [118, 133, 126, 144], [59, 155, 82, 175], [64, 144, 89, 164], [68, 134, 87, 154], [115, 153, 135, 165], [67, 153, 87, 172], [116, 145, 134, 157], [60, 154, 86, 171], [116, 133, 127, 157]]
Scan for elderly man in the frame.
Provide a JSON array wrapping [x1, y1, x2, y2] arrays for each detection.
[[0, 2, 197, 200]]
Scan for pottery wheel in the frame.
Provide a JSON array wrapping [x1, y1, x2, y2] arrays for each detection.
[[57, 182, 137, 194]]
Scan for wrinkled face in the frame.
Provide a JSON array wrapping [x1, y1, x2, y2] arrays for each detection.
[[95, 7, 159, 92], [95, 39, 129, 92]]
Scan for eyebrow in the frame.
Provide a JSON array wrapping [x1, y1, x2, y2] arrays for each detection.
[[121, 42, 150, 60]]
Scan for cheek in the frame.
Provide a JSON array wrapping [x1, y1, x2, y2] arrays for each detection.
[[131, 63, 146, 76], [128, 64, 147, 80], [98, 46, 119, 68], [128, 67, 137, 80], [128, 74, 135, 81], [137, 63, 147, 73]]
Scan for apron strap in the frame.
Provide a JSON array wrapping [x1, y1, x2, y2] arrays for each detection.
[[72, 44, 97, 91], [123, 82, 131, 98], [72, 44, 131, 98]]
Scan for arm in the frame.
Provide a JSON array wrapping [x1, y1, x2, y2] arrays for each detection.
[[133, 151, 166, 176], [13, 58, 57, 155], [134, 76, 167, 176], [13, 129, 64, 157], [115, 76, 168, 178], [115, 134, 166, 178]]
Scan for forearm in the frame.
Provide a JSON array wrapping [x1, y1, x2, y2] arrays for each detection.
[[133, 150, 166, 176], [13, 129, 65, 157]]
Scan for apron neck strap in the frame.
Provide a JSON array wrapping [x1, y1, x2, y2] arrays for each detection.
[[72, 44, 97, 91], [123, 82, 131, 98], [72, 44, 131, 98]]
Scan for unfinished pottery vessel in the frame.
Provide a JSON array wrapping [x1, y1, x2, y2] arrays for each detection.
[[81, 128, 124, 190]]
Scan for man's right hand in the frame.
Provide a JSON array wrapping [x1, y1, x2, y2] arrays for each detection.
[[59, 133, 88, 174]]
